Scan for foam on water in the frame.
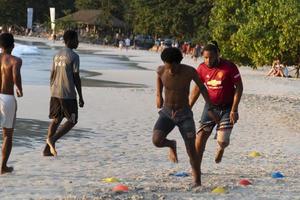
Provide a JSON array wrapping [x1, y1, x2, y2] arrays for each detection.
[[12, 43, 40, 56]]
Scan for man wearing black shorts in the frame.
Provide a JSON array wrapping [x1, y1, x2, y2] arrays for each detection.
[[153, 47, 212, 186], [43, 30, 84, 156]]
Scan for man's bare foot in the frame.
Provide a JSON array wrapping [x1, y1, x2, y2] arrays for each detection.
[[43, 145, 54, 156], [168, 140, 178, 163], [215, 148, 224, 163], [46, 138, 57, 156], [1, 166, 14, 174]]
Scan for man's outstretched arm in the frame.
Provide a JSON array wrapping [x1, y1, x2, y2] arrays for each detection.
[[189, 85, 200, 108], [190, 70, 211, 108]]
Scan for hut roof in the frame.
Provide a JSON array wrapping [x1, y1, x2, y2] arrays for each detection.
[[57, 9, 126, 28]]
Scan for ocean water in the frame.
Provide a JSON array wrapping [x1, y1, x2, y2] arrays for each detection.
[[1, 41, 143, 147], [12, 41, 141, 85]]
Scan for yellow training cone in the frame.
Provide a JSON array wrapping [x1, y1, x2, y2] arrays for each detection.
[[102, 177, 120, 183], [212, 186, 226, 194], [249, 151, 261, 158]]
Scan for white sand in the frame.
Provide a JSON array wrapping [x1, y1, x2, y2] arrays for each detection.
[[0, 36, 299, 199]]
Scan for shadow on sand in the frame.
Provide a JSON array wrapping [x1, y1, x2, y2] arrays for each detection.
[[0, 118, 93, 148]]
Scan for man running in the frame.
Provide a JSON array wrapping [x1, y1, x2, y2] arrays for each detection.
[[189, 41, 243, 182], [153, 47, 212, 186]]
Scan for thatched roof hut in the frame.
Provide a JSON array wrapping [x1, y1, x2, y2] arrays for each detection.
[[57, 9, 126, 29]]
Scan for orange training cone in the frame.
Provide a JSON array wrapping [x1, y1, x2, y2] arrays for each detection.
[[112, 184, 129, 192], [239, 179, 252, 186]]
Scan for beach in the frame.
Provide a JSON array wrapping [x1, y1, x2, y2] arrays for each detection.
[[0, 36, 299, 199]]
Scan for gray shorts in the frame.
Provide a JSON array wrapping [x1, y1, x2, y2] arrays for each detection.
[[153, 106, 196, 140], [198, 103, 233, 143]]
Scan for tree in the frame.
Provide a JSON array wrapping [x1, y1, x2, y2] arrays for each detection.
[[129, 0, 212, 42], [210, 0, 300, 67]]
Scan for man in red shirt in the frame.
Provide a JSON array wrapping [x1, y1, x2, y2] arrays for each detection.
[[189, 41, 243, 178]]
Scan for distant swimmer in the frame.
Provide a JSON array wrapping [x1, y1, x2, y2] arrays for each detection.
[[0, 33, 23, 174], [43, 30, 84, 156], [189, 41, 243, 184], [152, 47, 213, 186]]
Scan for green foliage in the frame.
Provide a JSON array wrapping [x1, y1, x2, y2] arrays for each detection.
[[210, 0, 300, 67], [130, 0, 212, 42], [0, 0, 75, 26], [0, 0, 26, 25]]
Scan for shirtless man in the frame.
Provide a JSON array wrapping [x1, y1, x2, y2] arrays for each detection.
[[0, 33, 23, 174], [153, 47, 212, 186], [43, 30, 84, 156]]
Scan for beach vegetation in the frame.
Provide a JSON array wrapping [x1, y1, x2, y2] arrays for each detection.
[[210, 0, 300, 67]]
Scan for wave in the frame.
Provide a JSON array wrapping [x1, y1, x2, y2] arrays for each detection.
[[12, 43, 40, 56]]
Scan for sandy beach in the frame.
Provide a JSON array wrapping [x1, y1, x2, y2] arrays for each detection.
[[0, 36, 299, 200]]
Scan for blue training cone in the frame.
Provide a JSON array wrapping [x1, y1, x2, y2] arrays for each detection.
[[271, 171, 284, 179], [170, 172, 189, 177]]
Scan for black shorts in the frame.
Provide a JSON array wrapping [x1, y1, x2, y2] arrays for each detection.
[[153, 106, 196, 140], [49, 97, 78, 124]]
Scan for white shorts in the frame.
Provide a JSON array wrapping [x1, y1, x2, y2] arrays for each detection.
[[0, 94, 17, 128]]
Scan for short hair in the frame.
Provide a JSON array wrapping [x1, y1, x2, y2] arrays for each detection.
[[63, 30, 78, 44], [0, 33, 14, 49], [202, 40, 220, 55], [161, 47, 183, 64]]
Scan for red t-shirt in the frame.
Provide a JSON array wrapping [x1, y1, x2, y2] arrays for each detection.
[[196, 59, 241, 105]]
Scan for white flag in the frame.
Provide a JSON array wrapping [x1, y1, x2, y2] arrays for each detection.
[[50, 7, 55, 30], [27, 8, 33, 29]]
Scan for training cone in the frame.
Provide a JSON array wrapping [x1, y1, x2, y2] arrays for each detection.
[[112, 184, 129, 192], [171, 172, 189, 177], [102, 177, 120, 183], [271, 172, 284, 179], [239, 179, 252, 186], [212, 186, 226, 194], [249, 151, 261, 158]]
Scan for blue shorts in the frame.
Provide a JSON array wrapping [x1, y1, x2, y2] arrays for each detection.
[[198, 103, 233, 133], [153, 106, 196, 140]]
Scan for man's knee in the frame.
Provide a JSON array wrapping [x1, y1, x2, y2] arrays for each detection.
[[67, 120, 77, 126], [152, 130, 165, 147], [218, 141, 229, 149], [53, 117, 63, 124], [2, 128, 13, 139], [216, 129, 231, 149]]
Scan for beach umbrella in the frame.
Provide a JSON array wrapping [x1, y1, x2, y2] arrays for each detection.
[[271, 172, 284, 179], [212, 186, 226, 194], [112, 184, 129, 192], [239, 179, 252, 186]]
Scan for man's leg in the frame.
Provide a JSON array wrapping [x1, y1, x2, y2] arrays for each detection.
[[195, 128, 213, 185], [215, 129, 231, 163], [152, 130, 177, 163], [51, 120, 76, 143], [177, 112, 201, 186], [1, 128, 14, 174], [43, 117, 63, 156], [183, 136, 201, 186], [152, 114, 176, 162]]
